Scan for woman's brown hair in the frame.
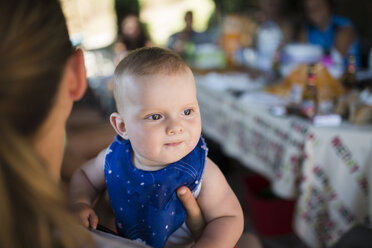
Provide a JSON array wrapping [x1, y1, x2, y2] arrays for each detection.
[[0, 0, 93, 247]]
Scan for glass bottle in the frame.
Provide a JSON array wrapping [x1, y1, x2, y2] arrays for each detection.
[[271, 49, 281, 79], [341, 54, 357, 91], [300, 64, 318, 119], [341, 54, 360, 121]]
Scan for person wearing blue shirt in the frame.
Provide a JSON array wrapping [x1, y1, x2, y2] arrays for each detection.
[[300, 0, 360, 67]]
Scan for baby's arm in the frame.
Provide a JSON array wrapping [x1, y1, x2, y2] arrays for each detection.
[[69, 149, 107, 229], [194, 157, 244, 248]]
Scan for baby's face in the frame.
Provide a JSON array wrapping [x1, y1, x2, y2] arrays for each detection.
[[120, 69, 201, 169]]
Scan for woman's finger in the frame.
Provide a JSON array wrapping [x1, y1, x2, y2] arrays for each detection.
[[177, 186, 205, 240]]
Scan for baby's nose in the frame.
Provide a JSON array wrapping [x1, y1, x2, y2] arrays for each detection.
[[166, 119, 183, 135]]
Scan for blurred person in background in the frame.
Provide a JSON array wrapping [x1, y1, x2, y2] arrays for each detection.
[[299, 0, 360, 67], [250, 0, 296, 71], [254, 0, 295, 46], [167, 11, 209, 60], [113, 14, 153, 63]]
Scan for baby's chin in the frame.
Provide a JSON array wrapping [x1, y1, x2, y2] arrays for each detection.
[[163, 146, 196, 164], [162, 154, 187, 165], [145, 140, 199, 167]]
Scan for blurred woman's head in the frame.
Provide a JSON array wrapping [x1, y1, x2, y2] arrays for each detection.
[[0, 0, 89, 247], [303, 0, 332, 29], [121, 14, 142, 38], [119, 14, 148, 50], [259, 0, 284, 20]]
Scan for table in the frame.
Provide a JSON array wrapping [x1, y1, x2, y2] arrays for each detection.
[[295, 126, 372, 247], [195, 72, 372, 247], [195, 72, 312, 198]]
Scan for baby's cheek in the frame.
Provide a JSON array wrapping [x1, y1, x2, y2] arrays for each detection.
[[141, 134, 161, 153], [187, 116, 201, 130]]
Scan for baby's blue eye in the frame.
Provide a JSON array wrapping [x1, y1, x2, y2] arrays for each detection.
[[183, 109, 192, 116], [148, 114, 162, 120]]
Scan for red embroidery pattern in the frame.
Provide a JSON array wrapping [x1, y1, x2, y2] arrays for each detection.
[[331, 136, 368, 195]]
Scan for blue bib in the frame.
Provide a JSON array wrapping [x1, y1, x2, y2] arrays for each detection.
[[104, 135, 207, 248]]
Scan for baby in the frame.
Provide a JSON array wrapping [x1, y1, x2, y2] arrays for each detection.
[[70, 47, 243, 248]]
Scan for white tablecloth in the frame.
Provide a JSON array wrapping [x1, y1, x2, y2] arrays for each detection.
[[196, 73, 310, 198], [195, 72, 372, 247], [295, 126, 372, 247]]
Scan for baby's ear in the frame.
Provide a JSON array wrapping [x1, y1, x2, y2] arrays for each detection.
[[110, 112, 128, 139]]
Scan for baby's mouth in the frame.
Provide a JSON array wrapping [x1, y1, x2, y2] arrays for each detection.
[[164, 141, 183, 147]]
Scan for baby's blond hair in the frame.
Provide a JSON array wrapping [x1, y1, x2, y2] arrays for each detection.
[[113, 47, 190, 111]]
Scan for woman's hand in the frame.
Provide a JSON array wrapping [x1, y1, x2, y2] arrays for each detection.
[[176, 186, 205, 240]]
